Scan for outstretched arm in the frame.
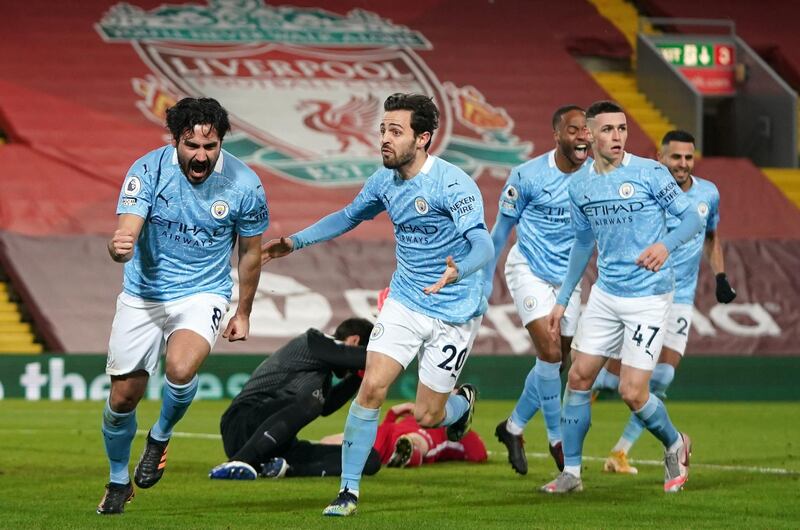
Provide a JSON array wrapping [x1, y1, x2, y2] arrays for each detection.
[[261, 209, 361, 265]]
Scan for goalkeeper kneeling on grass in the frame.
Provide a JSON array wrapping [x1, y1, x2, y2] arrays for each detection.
[[209, 317, 376, 479]]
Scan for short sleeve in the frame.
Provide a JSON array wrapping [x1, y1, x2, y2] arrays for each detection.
[[647, 164, 689, 217], [568, 183, 590, 232], [116, 156, 155, 219], [706, 184, 721, 232], [237, 179, 269, 236], [444, 172, 486, 235], [497, 168, 527, 222]]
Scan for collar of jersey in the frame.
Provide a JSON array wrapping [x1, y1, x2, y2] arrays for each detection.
[[395, 154, 435, 180], [171, 147, 225, 175], [420, 154, 435, 175], [589, 151, 632, 175]]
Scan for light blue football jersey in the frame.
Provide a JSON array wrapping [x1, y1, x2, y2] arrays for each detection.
[[116, 146, 269, 302], [344, 155, 488, 323], [498, 150, 590, 285], [569, 152, 691, 297], [667, 176, 720, 304]]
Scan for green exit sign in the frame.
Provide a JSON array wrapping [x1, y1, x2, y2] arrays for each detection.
[[658, 43, 714, 67]]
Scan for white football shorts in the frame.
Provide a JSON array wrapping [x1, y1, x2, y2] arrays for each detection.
[[106, 291, 229, 376], [504, 244, 581, 335], [572, 285, 672, 371], [367, 298, 482, 394], [662, 303, 693, 356]]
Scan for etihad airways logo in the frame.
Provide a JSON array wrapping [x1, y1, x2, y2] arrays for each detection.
[[582, 201, 645, 216], [150, 215, 229, 247]]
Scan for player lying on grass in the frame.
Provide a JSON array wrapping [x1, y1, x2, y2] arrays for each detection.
[[210, 402, 487, 479]]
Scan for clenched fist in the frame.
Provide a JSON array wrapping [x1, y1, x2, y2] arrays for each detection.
[[109, 229, 136, 263]]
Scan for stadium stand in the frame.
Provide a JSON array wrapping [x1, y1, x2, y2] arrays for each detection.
[[0, 280, 41, 354], [637, 0, 800, 203], [0, 0, 797, 356], [640, 0, 800, 91], [591, 71, 676, 146]]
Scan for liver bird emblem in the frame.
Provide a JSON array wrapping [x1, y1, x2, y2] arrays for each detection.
[[297, 95, 381, 152]]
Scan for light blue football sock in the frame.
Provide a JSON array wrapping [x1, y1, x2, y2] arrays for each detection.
[[441, 393, 469, 427], [102, 400, 137, 485], [650, 363, 675, 399], [634, 393, 679, 448], [535, 360, 563, 443], [150, 375, 198, 442], [621, 413, 646, 445], [340, 401, 380, 494], [619, 365, 677, 448], [592, 367, 620, 392], [562, 387, 592, 469], [509, 365, 540, 429]]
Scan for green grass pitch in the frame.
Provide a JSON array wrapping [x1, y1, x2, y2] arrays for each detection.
[[0, 399, 798, 528]]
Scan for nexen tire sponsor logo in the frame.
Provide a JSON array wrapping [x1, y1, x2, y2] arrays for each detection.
[[450, 195, 476, 216]]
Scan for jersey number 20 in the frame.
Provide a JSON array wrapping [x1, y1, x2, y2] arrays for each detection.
[[438, 344, 468, 372]]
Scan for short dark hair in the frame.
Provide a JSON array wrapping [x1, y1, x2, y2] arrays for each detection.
[[552, 104, 584, 130], [383, 93, 439, 150], [661, 129, 696, 146], [166, 97, 231, 142], [334, 318, 374, 347], [586, 100, 625, 119]]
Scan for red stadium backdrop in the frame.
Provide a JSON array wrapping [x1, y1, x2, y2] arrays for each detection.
[[0, 0, 798, 355]]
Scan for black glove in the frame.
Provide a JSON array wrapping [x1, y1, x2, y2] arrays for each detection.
[[715, 273, 737, 303]]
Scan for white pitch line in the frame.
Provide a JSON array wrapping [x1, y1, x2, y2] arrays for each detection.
[[3, 428, 796, 476], [486, 450, 799, 476], [137, 429, 221, 440]]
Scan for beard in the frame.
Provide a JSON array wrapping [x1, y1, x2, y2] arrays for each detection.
[[672, 171, 691, 185], [382, 143, 416, 170], [179, 154, 214, 184]]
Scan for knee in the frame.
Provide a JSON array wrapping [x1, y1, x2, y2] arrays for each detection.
[[538, 347, 562, 363], [357, 378, 389, 409], [567, 367, 594, 391], [165, 364, 196, 385], [109, 393, 139, 413], [619, 382, 648, 410]]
